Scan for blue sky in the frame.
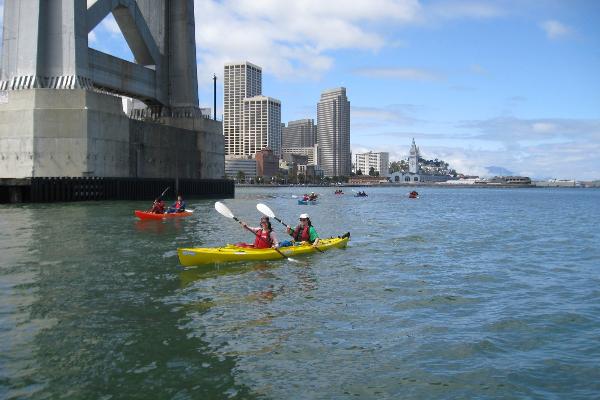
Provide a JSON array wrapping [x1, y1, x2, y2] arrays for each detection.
[[3, 1, 600, 179]]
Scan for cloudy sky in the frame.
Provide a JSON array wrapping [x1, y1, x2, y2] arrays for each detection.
[[5, 1, 600, 179]]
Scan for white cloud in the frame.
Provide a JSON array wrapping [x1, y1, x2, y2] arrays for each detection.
[[193, 0, 503, 82], [354, 67, 442, 81], [430, 1, 505, 19], [100, 15, 121, 36], [88, 31, 97, 45], [353, 115, 600, 179], [540, 20, 572, 40], [459, 116, 600, 143]]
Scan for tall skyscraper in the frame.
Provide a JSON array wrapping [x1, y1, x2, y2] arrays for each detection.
[[242, 96, 282, 156], [282, 119, 317, 148], [317, 87, 351, 177], [223, 62, 262, 156]]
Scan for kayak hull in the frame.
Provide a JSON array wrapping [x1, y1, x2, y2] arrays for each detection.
[[177, 234, 350, 266], [298, 199, 318, 205], [135, 210, 193, 220]]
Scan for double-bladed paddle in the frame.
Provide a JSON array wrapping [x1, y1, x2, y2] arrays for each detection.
[[214, 202, 296, 262]]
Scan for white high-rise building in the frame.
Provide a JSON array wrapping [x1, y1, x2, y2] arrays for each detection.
[[243, 96, 282, 156], [223, 62, 262, 156], [354, 151, 390, 177], [317, 87, 351, 177]]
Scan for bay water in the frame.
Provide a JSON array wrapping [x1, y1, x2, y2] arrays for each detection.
[[1, 187, 599, 399]]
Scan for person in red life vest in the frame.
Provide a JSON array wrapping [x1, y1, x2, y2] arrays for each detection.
[[150, 198, 165, 214], [302, 194, 310, 201], [238, 216, 279, 249], [167, 195, 186, 213], [286, 213, 320, 247]]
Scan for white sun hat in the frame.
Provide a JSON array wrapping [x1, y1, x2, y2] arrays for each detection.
[[299, 213, 310, 219]]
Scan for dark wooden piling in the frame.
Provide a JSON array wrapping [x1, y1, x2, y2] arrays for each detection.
[[1, 177, 234, 203]]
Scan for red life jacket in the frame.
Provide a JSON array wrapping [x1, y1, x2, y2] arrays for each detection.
[[292, 225, 311, 242], [253, 229, 273, 249]]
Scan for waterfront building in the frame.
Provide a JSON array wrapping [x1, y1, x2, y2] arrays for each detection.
[[242, 96, 282, 156], [388, 138, 452, 184], [348, 175, 388, 185], [317, 87, 351, 177], [282, 119, 317, 148], [224, 156, 257, 182], [354, 151, 390, 177], [223, 62, 262, 156], [534, 179, 578, 187], [255, 148, 279, 178], [281, 146, 319, 166]]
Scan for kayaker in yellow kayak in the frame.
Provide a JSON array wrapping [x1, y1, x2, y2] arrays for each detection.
[[237, 215, 279, 249], [286, 213, 320, 247]]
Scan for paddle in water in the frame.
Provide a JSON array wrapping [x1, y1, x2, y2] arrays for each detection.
[[256, 203, 324, 253], [214, 202, 297, 262]]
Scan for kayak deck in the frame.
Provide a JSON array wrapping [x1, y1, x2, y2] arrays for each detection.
[[177, 234, 350, 266], [135, 210, 193, 220]]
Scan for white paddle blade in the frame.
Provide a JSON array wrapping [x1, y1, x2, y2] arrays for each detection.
[[256, 203, 276, 218], [214, 201, 234, 219]]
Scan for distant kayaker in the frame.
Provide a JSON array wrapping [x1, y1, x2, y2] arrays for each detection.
[[167, 195, 186, 213], [308, 192, 318, 201], [287, 213, 320, 247], [150, 198, 165, 214], [240, 216, 279, 248]]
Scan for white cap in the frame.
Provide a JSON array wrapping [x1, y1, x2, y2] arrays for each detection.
[[299, 213, 310, 219]]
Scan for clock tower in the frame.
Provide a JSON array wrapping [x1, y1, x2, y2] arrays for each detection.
[[408, 138, 420, 174]]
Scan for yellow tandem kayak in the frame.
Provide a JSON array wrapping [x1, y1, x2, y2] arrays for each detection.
[[177, 233, 350, 266]]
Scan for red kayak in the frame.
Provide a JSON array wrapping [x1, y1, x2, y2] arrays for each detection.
[[134, 210, 193, 220]]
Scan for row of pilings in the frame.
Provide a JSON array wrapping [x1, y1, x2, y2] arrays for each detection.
[[0, 177, 234, 203]]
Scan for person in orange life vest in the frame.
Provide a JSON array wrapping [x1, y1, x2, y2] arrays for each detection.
[[150, 198, 165, 214], [238, 216, 279, 249], [167, 195, 186, 213], [286, 213, 320, 247]]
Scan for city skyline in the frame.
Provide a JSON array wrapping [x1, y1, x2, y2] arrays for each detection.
[[35, 0, 600, 180]]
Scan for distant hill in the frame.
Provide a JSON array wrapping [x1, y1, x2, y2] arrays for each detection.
[[486, 166, 514, 176]]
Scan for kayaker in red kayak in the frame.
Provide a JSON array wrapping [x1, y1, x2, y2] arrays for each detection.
[[287, 213, 320, 247], [167, 195, 186, 213], [150, 198, 166, 214], [238, 216, 279, 249]]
